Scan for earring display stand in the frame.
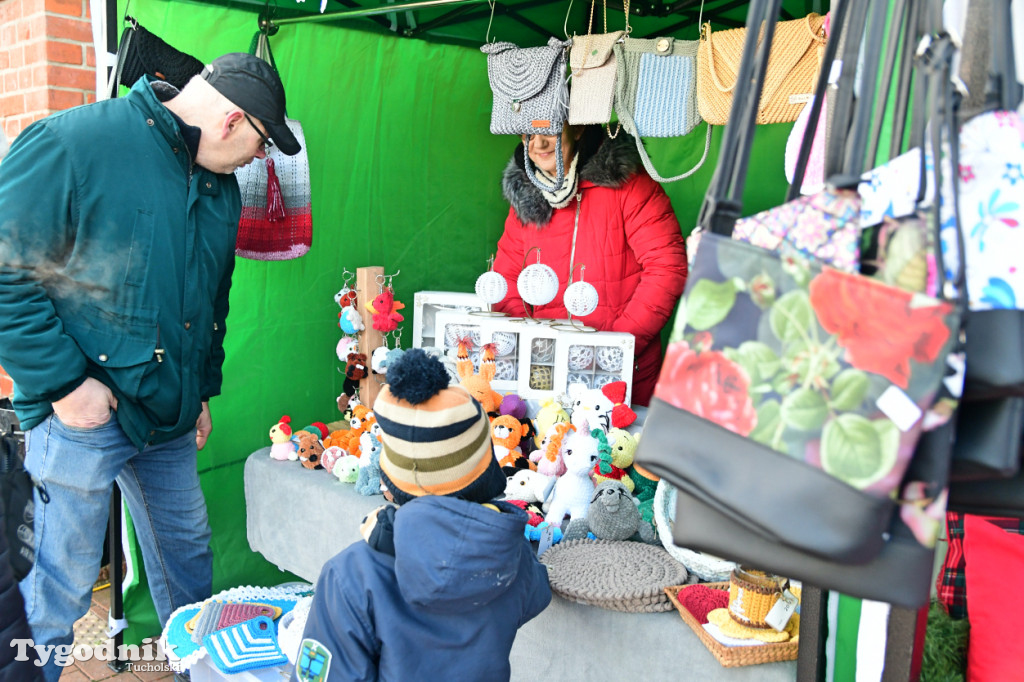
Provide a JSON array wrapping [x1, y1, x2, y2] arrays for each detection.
[[357, 265, 385, 409]]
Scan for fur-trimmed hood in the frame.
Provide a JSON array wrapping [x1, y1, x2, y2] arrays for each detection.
[[502, 130, 642, 227]]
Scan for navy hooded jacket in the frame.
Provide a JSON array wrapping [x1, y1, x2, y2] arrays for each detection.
[[293, 496, 551, 682]]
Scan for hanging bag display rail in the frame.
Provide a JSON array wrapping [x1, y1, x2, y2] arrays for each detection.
[[482, 37, 571, 193], [612, 35, 712, 182], [697, 12, 827, 126], [233, 31, 313, 261]]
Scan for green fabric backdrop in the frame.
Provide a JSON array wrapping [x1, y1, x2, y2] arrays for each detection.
[[119, 0, 798, 642]]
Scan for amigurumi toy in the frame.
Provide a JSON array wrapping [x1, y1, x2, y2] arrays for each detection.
[[333, 454, 360, 483], [491, 414, 533, 471], [532, 397, 570, 450], [294, 430, 325, 470], [354, 431, 383, 496], [456, 339, 503, 416], [530, 421, 574, 478], [269, 415, 298, 461], [544, 427, 600, 526], [564, 480, 656, 543]]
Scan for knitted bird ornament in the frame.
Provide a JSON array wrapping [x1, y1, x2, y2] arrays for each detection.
[[366, 289, 405, 333], [601, 381, 637, 429]]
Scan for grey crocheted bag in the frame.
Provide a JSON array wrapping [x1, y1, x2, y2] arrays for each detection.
[[482, 37, 571, 193], [482, 37, 569, 137]]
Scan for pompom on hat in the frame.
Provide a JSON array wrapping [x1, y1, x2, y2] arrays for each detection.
[[374, 349, 506, 505]]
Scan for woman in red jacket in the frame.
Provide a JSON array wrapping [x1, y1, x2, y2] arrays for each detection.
[[492, 124, 688, 406]]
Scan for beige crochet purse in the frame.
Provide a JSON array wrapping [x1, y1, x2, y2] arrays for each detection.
[[567, 0, 625, 125], [697, 13, 827, 125]]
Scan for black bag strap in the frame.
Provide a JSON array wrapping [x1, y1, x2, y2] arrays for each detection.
[[990, 0, 1023, 110], [822, 0, 873, 181], [698, 0, 783, 237], [785, 0, 851, 202]]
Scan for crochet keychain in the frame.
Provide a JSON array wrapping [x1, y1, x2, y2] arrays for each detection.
[[366, 271, 405, 333], [336, 268, 364, 335]]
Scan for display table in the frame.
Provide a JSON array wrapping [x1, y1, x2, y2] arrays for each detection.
[[244, 450, 797, 681]]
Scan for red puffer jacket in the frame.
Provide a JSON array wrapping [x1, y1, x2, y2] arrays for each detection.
[[492, 131, 687, 405]]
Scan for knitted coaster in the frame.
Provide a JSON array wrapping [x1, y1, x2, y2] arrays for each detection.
[[539, 539, 688, 612], [707, 608, 800, 643], [190, 602, 227, 644], [678, 584, 729, 624], [204, 615, 289, 674], [217, 603, 281, 630]]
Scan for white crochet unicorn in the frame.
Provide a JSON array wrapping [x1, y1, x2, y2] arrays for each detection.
[[544, 424, 600, 526]]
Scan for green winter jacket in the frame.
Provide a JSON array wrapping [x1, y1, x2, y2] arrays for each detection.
[[0, 77, 240, 450]]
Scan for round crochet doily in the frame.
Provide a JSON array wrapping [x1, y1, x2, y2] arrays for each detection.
[[539, 539, 688, 612]]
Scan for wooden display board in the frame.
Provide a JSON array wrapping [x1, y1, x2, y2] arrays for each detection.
[[356, 266, 385, 409]]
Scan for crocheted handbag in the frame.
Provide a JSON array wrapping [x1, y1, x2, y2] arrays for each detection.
[[112, 16, 204, 94], [568, 31, 624, 125], [481, 37, 571, 192], [612, 36, 712, 182], [697, 13, 827, 126], [233, 32, 312, 261]]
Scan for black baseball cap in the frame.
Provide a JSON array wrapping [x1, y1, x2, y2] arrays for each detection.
[[201, 53, 300, 156]]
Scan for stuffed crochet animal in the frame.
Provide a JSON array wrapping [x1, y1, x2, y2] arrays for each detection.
[[294, 431, 324, 470], [347, 405, 376, 457], [333, 454, 360, 483], [354, 432, 383, 496], [491, 414, 533, 470], [530, 421, 574, 478], [336, 336, 359, 363], [594, 428, 637, 492], [334, 285, 357, 309], [338, 306, 364, 335], [544, 427, 600, 526], [564, 480, 656, 543], [504, 469, 555, 507], [568, 384, 614, 433], [365, 289, 405, 333], [268, 415, 298, 461], [533, 397, 570, 450], [320, 445, 344, 474], [456, 340, 503, 416]]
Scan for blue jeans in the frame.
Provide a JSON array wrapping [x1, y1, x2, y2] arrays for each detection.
[[20, 413, 213, 682]]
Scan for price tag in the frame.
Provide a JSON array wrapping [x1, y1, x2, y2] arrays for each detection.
[[765, 589, 799, 632], [537, 524, 555, 557], [788, 93, 814, 104]]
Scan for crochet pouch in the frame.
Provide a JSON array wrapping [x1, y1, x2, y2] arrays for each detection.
[[567, 31, 624, 125], [697, 13, 827, 126], [112, 17, 204, 94], [233, 32, 312, 261], [613, 36, 711, 182], [482, 37, 571, 193]]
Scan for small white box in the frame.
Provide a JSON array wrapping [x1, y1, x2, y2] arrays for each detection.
[[430, 310, 635, 404], [411, 291, 485, 349]]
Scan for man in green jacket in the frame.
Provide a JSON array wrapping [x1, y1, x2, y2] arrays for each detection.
[[0, 52, 299, 682]]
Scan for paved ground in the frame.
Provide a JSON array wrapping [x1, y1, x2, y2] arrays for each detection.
[[58, 582, 174, 682]]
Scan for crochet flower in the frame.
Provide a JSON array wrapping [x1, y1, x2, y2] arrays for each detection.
[[808, 268, 953, 389], [655, 341, 757, 437]]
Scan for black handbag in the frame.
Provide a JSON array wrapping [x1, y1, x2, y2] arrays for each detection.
[[949, 396, 1024, 481], [111, 17, 204, 95], [636, 1, 963, 607], [0, 400, 47, 582]]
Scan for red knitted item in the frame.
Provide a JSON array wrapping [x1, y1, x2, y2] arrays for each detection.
[[264, 158, 286, 222], [678, 584, 729, 624]]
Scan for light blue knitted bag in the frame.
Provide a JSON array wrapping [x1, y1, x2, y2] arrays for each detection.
[[613, 36, 712, 182]]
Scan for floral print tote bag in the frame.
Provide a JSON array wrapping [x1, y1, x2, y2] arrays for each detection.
[[637, 233, 960, 564]]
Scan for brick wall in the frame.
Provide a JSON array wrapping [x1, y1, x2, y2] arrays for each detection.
[[0, 0, 96, 397], [0, 0, 96, 143]]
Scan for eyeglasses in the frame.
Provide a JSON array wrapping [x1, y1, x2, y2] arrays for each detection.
[[244, 114, 274, 152]]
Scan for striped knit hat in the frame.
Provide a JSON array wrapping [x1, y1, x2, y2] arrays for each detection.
[[374, 349, 506, 504]]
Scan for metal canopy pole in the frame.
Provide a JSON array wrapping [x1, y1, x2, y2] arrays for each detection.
[[269, 0, 488, 26]]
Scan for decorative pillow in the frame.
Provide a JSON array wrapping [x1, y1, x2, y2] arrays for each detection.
[[964, 513, 1024, 681]]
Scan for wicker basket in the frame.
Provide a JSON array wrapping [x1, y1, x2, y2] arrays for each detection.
[[665, 583, 800, 667]]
